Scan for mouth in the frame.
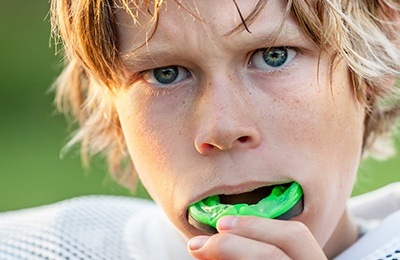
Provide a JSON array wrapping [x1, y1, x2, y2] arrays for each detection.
[[188, 182, 304, 234]]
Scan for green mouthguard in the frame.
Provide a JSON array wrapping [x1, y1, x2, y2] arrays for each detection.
[[188, 182, 303, 230]]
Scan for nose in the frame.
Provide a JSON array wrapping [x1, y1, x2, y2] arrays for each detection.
[[194, 79, 261, 155]]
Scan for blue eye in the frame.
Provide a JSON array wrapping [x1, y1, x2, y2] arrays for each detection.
[[250, 47, 297, 71], [143, 66, 190, 86]]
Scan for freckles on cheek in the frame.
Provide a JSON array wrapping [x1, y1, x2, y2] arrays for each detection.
[[115, 94, 157, 170], [115, 91, 185, 200], [307, 72, 363, 194], [280, 68, 363, 169]]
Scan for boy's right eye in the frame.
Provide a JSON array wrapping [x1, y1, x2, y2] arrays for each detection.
[[142, 66, 191, 87]]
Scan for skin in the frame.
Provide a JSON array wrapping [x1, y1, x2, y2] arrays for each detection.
[[114, 0, 365, 258]]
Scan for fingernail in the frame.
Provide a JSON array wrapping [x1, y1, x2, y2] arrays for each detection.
[[188, 236, 209, 251], [217, 216, 238, 230]]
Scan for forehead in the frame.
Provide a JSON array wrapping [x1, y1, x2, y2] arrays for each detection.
[[115, 0, 300, 55]]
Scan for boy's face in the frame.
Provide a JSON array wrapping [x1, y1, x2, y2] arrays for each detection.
[[114, 0, 365, 247]]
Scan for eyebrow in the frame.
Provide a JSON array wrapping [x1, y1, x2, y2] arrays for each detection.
[[225, 18, 306, 51], [122, 20, 304, 71], [121, 43, 184, 70]]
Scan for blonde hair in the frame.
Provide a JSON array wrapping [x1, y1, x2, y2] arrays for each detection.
[[50, 0, 400, 189]]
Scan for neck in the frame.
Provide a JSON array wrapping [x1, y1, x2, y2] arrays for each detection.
[[323, 209, 359, 259]]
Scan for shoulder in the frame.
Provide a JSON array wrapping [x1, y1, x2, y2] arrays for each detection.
[[0, 196, 157, 259], [363, 210, 400, 259], [336, 209, 400, 259]]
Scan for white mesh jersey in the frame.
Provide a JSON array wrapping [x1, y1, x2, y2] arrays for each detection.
[[335, 183, 400, 260], [0, 196, 193, 260], [1, 184, 400, 260]]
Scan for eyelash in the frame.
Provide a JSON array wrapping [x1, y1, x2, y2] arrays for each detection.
[[136, 66, 191, 96], [247, 46, 299, 74], [136, 46, 301, 94]]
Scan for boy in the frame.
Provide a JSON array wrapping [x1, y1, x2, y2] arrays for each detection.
[[1, 0, 400, 259]]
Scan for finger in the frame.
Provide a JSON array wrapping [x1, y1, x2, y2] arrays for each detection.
[[216, 216, 327, 260], [187, 233, 291, 260]]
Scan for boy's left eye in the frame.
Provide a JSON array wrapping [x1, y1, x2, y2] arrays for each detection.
[[142, 66, 191, 87], [249, 47, 297, 71]]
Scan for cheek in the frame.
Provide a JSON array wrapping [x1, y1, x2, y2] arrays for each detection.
[[287, 65, 364, 244], [249, 57, 364, 245], [114, 92, 173, 201], [114, 89, 197, 209], [264, 64, 364, 179]]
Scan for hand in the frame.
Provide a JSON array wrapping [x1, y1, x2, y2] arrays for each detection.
[[187, 216, 327, 260]]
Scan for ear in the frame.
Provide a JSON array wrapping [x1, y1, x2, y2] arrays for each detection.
[[378, 0, 400, 21]]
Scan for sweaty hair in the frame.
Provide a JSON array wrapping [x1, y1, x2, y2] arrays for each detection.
[[50, 0, 400, 189]]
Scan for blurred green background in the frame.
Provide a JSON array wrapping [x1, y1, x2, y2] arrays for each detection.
[[0, 1, 399, 213]]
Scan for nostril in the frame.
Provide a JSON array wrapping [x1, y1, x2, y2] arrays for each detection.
[[195, 133, 259, 155], [237, 136, 249, 143], [200, 143, 216, 151]]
